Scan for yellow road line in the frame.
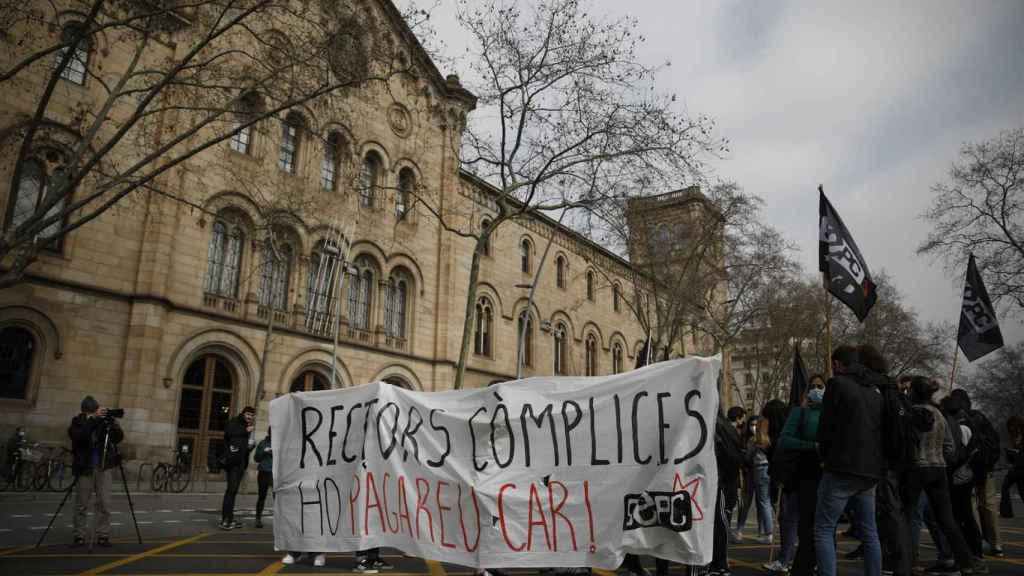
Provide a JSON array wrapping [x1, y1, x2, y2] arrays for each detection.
[[256, 559, 285, 575], [426, 559, 448, 576], [594, 569, 617, 576], [0, 545, 35, 557], [76, 531, 210, 576]]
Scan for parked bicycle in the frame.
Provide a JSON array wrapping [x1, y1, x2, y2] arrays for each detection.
[[151, 445, 192, 493], [33, 446, 73, 492], [0, 442, 42, 491]]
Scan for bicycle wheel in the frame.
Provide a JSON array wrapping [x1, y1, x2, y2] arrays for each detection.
[[151, 464, 168, 492], [15, 462, 34, 491], [168, 466, 190, 493], [49, 461, 72, 492], [32, 462, 50, 491]]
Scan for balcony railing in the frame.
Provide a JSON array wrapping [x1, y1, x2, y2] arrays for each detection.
[[203, 293, 239, 314]]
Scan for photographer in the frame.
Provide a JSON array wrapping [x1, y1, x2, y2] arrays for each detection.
[[220, 406, 255, 530], [68, 396, 123, 548]]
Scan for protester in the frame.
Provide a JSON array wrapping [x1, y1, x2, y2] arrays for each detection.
[[761, 394, 801, 574], [949, 388, 1003, 557], [777, 373, 824, 576], [254, 428, 273, 529], [3, 426, 26, 480], [813, 345, 884, 576], [750, 416, 774, 544], [941, 395, 984, 559], [68, 396, 123, 547], [910, 492, 954, 573], [711, 408, 745, 576], [901, 377, 988, 575], [1001, 415, 1024, 518], [733, 415, 758, 543], [220, 406, 255, 530], [859, 344, 911, 576]]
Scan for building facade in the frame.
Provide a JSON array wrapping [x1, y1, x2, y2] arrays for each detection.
[[0, 1, 708, 473]]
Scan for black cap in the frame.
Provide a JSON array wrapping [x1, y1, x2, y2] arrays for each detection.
[[81, 396, 99, 413]]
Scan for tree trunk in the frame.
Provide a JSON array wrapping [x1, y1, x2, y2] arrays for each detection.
[[454, 243, 484, 390]]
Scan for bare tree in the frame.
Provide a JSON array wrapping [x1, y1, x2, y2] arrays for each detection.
[[410, 0, 720, 388], [918, 127, 1024, 313], [958, 341, 1024, 434], [0, 0, 430, 287]]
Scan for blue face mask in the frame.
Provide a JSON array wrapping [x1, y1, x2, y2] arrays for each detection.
[[807, 388, 825, 405]]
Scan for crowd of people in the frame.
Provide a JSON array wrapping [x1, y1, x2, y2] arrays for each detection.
[[39, 347, 1023, 573], [702, 344, 1024, 576]]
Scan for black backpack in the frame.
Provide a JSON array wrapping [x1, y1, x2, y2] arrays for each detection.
[[880, 384, 933, 470], [967, 410, 1000, 471]]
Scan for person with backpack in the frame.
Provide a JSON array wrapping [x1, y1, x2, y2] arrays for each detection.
[[901, 377, 988, 576], [1001, 416, 1024, 518], [941, 395, 984, 560], [949, 389, 1003, 557], [776, 374, 825, 576]]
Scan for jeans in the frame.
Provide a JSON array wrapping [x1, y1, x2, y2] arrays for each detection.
[[876, 472, 910, 576], [973, 473, 999, 547], [753, 464, 773, 536], [74, 470, 112, 539], [903, 467, 975, 570], [911, 492, 950, 562], [222, 465, 245, 523], [256, 470, 273, 519], [779, 488, 800, 565], [814, 471, 881, 576]]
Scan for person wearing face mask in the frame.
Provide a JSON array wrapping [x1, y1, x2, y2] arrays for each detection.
[[777, 374, 825, 576], [901, 377, 988, 576]]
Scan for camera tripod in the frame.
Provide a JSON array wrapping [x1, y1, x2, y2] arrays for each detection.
[[35, 422, 142, 550]]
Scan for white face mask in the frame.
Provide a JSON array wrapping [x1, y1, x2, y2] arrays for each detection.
[[807, 387, 825, 405]]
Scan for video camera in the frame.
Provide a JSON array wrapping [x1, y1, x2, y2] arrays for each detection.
[[105, 408, 125, 419]]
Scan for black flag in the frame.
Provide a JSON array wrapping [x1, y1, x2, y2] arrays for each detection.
[[819, 187, 877, 321], [788, 347, 809, 407], [957, 254, 1004, 362]]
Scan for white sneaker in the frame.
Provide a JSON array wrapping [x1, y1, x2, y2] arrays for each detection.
[[762, 560, 788, 573], [314, 553, 327, 567], [758, 534, 773, 544], [282, 553, 299, 565]]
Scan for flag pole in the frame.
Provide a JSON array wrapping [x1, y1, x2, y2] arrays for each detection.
[[823, 271, 833, 379], [948, 342, 959, 393]]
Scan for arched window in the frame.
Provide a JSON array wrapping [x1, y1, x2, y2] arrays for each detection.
[[473, 297, 493, 357], [555, 256, 566, 289], [360, 152, 381, 208], [278, 112, 302, 173], [347, 257, 374, 331], [517, 311, 532, 368], [613, 283, 621, 312], [55, 22, 89, 85], [612, 342, 624, 374], [290, 370, 329, 392], [384, 376, 413, 389], [479, 218, 491, 257], [6, 152, 68, 248], [397, 168, 414, 218], [585, 334, 598, 376], [384, 271, 409, 340], [0, 326, 35, 400], [553, 322, 568, 375], [321, 132, 341, 191], [230, 91, 260, 154], [258, 238, 291, 311], [304, 239, 343, 334], [520, 238, 531, 273], [204, 216, 245, 298], [586, 270, 595, 301]]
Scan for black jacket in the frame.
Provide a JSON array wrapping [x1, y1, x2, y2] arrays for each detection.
[[715, 413, 745, 486], [68, 414, 123, 476], [816, 363, 885, 480], [223, 415, 251, 469]]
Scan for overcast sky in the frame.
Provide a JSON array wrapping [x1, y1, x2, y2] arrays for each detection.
[[411, 0, 1024, 348]]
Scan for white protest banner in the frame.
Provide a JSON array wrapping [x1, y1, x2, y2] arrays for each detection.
[[270, 356, 720, 569]]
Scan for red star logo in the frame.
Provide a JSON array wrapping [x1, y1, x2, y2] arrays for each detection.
[[673, 473, 704, 522]]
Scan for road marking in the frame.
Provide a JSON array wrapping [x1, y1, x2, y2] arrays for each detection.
[[426, 559, 447, 576], [157, 509, 173, 513], [0, 529, 10, 532], [137, 521, 152, 525], [11, 514, 30, 518], [0, 545, 35, 557], [257, 559, 286, 575], [165, 520, 182, 523], [76, 531, 210, 575], [29, 526, 47, 530], [181, 509, 195, 512], [192, 518, 208, 522]]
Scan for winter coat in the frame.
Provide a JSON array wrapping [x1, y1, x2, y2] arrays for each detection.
[[223, 415, 252, 469], [68, 414, 123, 476], [254, 437, 273, 473], [715, 413, 745, 486], [816, 363, 885, 480], [912, 403, 953, 469]]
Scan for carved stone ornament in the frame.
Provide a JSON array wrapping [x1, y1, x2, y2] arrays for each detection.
[[387, 104, 412, 138]]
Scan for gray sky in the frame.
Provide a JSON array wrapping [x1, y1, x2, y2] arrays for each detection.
[[412, 0, 1024, 347]]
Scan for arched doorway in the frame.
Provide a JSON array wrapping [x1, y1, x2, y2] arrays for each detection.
[[176, 355, 235, 473], [290, 370, 329, 392]]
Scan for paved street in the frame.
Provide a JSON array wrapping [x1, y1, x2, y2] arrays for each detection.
[[1, 490, 1022, 575]]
